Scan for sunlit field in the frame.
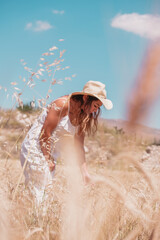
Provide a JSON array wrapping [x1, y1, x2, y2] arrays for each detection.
[[1, 42, 160, 240], [1, 107, 160, 240]]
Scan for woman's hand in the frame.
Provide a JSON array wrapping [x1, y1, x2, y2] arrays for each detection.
[[48, 160, 55, 172], [81, 163, 94, 185], [83, 172, 92, 184], [46, 157, 55, 172]]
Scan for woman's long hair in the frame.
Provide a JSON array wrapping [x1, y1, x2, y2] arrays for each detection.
[[70, 94, 101, 136]]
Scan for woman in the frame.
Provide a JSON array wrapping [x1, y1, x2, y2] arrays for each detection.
[[20, 80, 113, 204]]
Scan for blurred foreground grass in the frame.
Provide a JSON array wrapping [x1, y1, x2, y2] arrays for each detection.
[[0, 109, 160, 240]]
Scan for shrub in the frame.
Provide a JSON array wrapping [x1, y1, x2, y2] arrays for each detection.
[[17, 102, 38, 113]]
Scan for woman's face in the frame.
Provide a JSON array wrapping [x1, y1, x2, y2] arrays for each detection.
[[89, 100, 102, 113]]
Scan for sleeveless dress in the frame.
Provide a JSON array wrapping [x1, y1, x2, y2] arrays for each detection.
[[20, 105, 76, 205]]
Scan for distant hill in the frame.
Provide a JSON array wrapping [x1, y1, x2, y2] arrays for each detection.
[[100, 118, 160, 141]]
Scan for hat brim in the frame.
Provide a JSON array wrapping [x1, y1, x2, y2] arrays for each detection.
[[71, 92, 113, 110]]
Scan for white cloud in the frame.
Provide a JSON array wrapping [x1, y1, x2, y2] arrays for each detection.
[[111, 13, 160, 40], [25, 22, 32, 30], [25, 21, 53, 32], [52, 9, 65, 15]]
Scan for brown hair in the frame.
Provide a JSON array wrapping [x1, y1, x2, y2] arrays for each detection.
[[70, 94, 101, 136]]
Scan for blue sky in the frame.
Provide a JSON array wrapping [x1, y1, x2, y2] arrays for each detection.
[[1, 0, 160, 129]]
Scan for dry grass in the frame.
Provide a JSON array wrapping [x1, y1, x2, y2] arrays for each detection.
[[0, 111, 160, 240]]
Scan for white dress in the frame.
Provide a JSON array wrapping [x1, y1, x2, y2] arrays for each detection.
[[20, 107, 76, 205]]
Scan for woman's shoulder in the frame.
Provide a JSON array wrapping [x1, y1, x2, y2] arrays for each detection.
[[48, 95, 69, 117]]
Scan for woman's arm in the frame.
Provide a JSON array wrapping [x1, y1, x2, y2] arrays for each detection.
[[39, 97, 68, 171], [74, 133, 91, 183]]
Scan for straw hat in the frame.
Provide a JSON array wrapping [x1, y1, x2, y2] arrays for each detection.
[[71, 80, 113, 110]]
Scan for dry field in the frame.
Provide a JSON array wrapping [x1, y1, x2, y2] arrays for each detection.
[[0, 109, 160, 240]]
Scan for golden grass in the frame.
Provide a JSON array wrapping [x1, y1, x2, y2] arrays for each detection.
[[0, 115, 160, 240]]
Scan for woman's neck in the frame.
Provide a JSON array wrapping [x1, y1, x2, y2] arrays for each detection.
[[68, 99, 82, 126]]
